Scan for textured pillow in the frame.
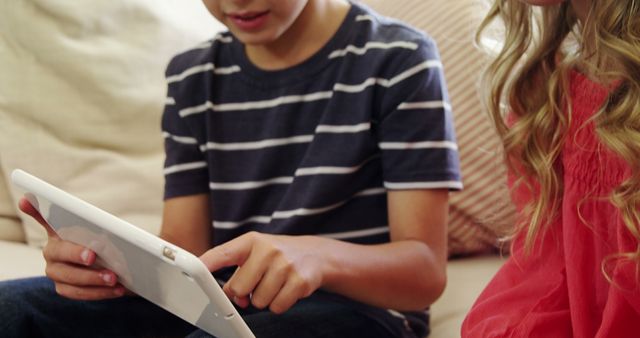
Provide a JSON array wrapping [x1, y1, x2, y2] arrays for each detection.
[[0, 0, 224, 247], [361, 0, 515, 256]]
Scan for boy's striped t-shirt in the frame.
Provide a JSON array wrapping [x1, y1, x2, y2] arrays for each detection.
[[162, 3, 461, 246], [162, 4, 461, 253]]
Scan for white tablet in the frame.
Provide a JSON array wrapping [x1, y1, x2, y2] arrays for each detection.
[[11, 169, 255, 338]]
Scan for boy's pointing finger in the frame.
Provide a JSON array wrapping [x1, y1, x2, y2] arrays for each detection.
[[199, 233, 255, 272]]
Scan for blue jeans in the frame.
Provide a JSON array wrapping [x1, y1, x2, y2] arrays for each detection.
[[0, 277, 422, 338]]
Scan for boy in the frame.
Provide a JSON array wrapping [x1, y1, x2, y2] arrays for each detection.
[[3, 0, 461, 337]]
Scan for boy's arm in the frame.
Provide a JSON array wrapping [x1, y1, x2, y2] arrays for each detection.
[[200, 188, 448, 313], [321, 188, 448, 310], [160, 194, 212, 256]]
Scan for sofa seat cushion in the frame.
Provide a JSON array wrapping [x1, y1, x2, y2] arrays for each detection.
[[430, 255, 505, 337], [0, 240, 45, 281]]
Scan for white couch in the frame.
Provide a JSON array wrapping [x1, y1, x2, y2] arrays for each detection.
[[0, 0, 506, 337]]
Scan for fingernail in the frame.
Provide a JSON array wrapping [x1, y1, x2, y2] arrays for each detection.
[[80, 249, 91, 264], [233, 296, 240, 305], [114, 287, 125, 296], [101, 273, 113, 285]]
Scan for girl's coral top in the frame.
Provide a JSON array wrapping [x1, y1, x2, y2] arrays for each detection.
[[461, 71, 640, 337]]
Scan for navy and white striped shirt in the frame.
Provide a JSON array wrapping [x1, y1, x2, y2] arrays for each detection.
[[162, 3, 460, 334], [163, 3, 460, 244]]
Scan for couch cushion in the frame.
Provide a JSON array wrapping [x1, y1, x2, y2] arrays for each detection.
[[0, 0, 224, 247], [0, 165, 24, 243], [360, 0, 516, 256], [0, 240, 46, 281], [430, 255, 505, 336]]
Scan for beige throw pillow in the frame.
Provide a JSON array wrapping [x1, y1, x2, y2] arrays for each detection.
[[0, 0, 224, 247]]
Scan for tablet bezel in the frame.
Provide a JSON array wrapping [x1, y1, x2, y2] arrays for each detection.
[[11, 169, 254, 338]]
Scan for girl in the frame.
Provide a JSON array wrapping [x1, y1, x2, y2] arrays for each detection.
[[462, 0, 640, 337]]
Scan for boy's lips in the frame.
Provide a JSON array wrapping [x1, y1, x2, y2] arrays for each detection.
[[227, 10, 270, 31]]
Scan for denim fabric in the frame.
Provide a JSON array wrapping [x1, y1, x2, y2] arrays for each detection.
[[0, 277, 415, 338], [0, 277, 194, 338], [186, 293, 396, 338]]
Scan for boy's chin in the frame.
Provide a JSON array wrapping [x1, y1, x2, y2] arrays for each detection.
[[238, 38, 277, 47], [231, 31, 282, 47]]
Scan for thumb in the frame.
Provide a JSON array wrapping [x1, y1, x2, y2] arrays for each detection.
[[199, 235, 253, 272], [18, 196, 58, 238]]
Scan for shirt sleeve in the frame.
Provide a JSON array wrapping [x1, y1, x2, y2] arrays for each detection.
[[375, 37, 462, 191], [161, 56, 210, 200]]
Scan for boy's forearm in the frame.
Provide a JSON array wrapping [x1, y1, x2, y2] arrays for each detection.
[[161, 194, 212, 256], [320, 237, 446, 311]]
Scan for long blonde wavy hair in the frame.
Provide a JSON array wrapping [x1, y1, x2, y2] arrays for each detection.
[[476, 0, 640, 260]]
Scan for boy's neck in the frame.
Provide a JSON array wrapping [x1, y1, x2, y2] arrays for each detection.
[[245, 0, 351, 71]]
